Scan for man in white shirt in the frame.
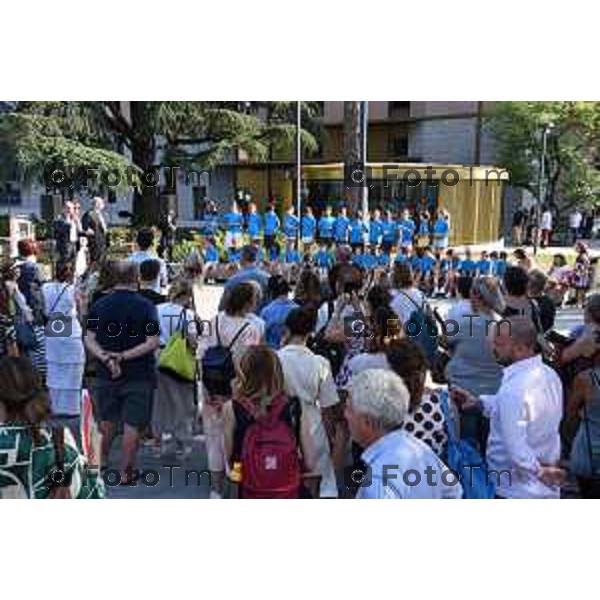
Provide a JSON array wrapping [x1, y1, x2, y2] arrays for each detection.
[[452, 318, 565, 499], [569, 209, 583, 244], [345, 369, 463, 499], [540, 208, 553, 248], [128, 228, 168, 291]]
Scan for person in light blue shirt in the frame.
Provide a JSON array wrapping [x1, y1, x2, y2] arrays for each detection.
[[283, 207, 300, 241], [314, 243, 333, 276], [318, 206, 336, 246], [381, 210, 398, 254], [346, 369, 462, 499], [219, 245, 271, 311], [246, 202, 262, 242], [432, 210, 450, 250], [369, 208, 384, 247], [394, 247, 409, 263], [362, 250, 377, 271], [333, 206, 350, 244], [416, 211, 431, 248], [477, 250, 493, 277], [264, 205, 280, 237], [301, 206, 317, 245], [398, 209, 416, 250], [285, 242, 301, 264], [260, 275, 297, 349], [203, 239, 219, 263], [460, 249, 477, 277], [222, 202, 244, 249], [349, 212, 368, 250]]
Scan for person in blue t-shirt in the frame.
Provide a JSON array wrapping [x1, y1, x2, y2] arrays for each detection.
[[432, 210, 450, 250], [264, 204, 280, 237], [398, 209, 416, 250], [477, 250, 493, 277], [260, 275, 297, 349], [381, 210, 398, 254], [460, 248, 477, 277], [228, 247, 242, 263], [352, 246, 365, 269], [378, 249, 391, 268], [222, 202, 244, 249], [285, 241, 301, 264], [246, 202, 263, 242], [349, 212, 368, 250], [369, 208, 384, 247], [314, 243, 333, 276], [301, 206, 317, 246], [283, 206, 300, 241], [394, 246, 409, 264], [362, 250, 377, 271], [203, 238, 219, 263], [420, 246, 437, 295], [333, 206, 350, 244], [494, 251, 508, 278], [416, 211, 431, 249], [318, 206, 336, 246]]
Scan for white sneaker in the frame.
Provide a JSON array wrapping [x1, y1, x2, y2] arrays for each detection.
[[209, 490, 223, 500]]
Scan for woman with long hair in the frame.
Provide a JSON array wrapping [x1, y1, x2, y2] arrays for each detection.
[[222, 345, 317, 498], [0, 356, 104, 499], [41, 260, 85, 438]]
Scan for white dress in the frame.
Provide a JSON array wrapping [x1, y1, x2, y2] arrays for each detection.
[[42, 282, 85, 417]]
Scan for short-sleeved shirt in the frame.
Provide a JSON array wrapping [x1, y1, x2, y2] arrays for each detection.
[[264, 212, 280, 235], [87, 290, 159, 382]]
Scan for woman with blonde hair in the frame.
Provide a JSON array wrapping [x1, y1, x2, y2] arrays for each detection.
[[222, 345, 317, 498]]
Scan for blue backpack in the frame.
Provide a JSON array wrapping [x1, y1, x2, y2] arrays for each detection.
[[439, 389, 495, 499]]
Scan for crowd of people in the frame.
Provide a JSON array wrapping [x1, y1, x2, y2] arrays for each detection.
[[1, 196, 600, 499]]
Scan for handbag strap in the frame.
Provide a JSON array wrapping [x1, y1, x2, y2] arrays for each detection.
[[586, 370, 600, 472], [48, 283, 71, 315]]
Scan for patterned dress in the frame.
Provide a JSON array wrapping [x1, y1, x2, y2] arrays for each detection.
[[0, 425, 104, 499]]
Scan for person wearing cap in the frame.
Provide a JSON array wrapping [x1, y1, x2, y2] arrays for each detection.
[[345, 368, 462, 499]]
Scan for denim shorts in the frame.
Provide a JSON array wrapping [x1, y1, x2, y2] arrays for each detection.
[[94, 379, 155, 428]]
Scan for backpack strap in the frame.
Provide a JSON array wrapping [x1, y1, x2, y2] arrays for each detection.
[[215, 315, 222, 346], [227, 321, 251, 351]]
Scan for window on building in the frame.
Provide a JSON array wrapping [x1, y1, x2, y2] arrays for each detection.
[[193, 186, 207, 220], [389, 134, 409, 158], [389, 102, 411, 119]]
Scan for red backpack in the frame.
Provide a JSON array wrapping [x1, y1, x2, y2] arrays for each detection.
[[235, 393, 302, 499]]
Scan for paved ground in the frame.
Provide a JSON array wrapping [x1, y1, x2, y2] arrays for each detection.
[[106, 284, 584, 499]]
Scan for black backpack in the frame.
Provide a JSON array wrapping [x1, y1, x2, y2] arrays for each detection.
[[201, 316, 250, 396]]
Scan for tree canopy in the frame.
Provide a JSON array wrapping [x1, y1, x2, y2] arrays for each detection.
[[0, 101, 320, 223], [486, 101, 600, 211]]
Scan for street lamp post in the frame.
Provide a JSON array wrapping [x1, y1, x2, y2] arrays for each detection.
[[296, 100, 302, 246], [533, 122, 553, 256]]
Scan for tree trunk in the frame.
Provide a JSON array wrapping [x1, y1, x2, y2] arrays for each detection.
[[343, 101, 363, 214], [130, 101, 160, 226]]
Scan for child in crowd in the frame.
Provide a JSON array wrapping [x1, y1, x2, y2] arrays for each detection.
[[477, 250, 493, 277], [460, 248, 477, 277]]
